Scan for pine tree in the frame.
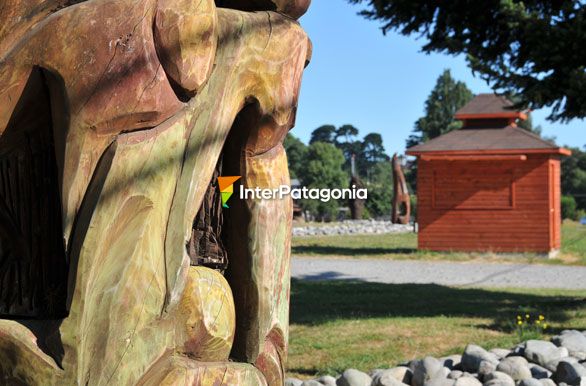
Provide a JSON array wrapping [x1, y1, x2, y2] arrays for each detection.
[[406, 70, 473, 148]]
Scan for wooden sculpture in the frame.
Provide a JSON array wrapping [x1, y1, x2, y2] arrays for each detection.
[[0, 0, 311, 384], [391, 153, 411, 224]]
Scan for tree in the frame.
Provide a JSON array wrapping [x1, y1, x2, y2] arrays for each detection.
[[364, 160, 393, 218], [362, 133, 388, 164], [404, 70, 473, 191], [283, 133, 307, 179], [300, 142, 347, 221], [406, 70, 473, 148], [349, 0, 586, 122], [562, 147, 586, 210], [309, 125, 337, 144], [332, 124, 361, 171]]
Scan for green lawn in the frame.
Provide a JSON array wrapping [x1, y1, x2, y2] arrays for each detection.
[[287, 221, 586, 379], [291, 221, 586, 265], [287, 280, 586, 378]]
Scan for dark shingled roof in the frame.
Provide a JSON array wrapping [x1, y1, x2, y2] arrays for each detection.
[[406, 125, 559, 153], [406, 93, 568, 154], [454, 93, 521, 118]]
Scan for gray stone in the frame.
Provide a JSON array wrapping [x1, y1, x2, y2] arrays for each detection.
[[448, 371, 463, 380], [302, 381, 324, 386], [379, 367, 412, 384], [553, 331, 586, 360], [462, 345, 499, 373], [286, 379, 304, 386], [489, 349, 511, 359], [518, 379, 543, 386], [424, 378, 455, 386], [529, 364, 552, 379], [442, 355, 463, 370], [512, 344, 526, 357], [337, 369, 372, 386], [372, 370, 410, 386], [539, 380, 556, 386], [317, 375, 338, 386], [454, 377, 482, 386], [496, 356, 532, 380], [546, 357, 579, 372], [524, 340, 567, 368], [411, 357, 445, 386], [482, 371, 515, 386], [478, 361, 497, 379], [553, 361, 586, 385]]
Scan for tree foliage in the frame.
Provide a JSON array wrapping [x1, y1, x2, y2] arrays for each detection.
[[309, 125, 337, 144], [406, 69, 473, 148], [562, 147, 586, 210], [300, 142, 348, 221], [405, 70, 473, 191], [284, 125, 393, 219], [349, 0, 586, 121], [283, 133, 307, 179], [364, 160, 393, 218]]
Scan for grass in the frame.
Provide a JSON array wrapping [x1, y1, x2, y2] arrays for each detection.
[[291, 221, 586, 265], [287, 280, 586, 379]]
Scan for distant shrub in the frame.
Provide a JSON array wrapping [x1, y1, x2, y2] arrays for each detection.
[[577, 209, 586, 222], [561, 195, 577, 220]]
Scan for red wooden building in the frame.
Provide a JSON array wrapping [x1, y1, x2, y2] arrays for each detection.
[[406, 94, 571, 255]]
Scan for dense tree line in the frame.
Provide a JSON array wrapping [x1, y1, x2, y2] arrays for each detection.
[[284, 126, 393, 221], [285, 68, 586, 222]]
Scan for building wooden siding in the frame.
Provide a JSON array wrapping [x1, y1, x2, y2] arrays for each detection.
[[417, 155, 561, 253]]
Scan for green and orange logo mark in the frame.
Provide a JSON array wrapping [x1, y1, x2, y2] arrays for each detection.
[[218, 176, 241, 208]]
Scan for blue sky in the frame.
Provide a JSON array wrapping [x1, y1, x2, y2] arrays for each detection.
[[294, 0, 586, 155]]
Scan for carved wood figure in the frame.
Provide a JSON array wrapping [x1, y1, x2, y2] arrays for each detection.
[[391, 153, 411, 224], [0, 0, 311, 384]]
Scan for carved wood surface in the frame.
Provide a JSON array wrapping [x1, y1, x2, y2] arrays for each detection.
[[0, 0, 310, 384]]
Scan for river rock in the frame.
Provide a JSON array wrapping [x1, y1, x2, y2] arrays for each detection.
[[525, 340, 568, 368], [317, 375, 338, 386], [529, 364, 553, 379], [479, 361, 497, 379], [454, 377, 482, 386], [442, 355, 463, 370], [547, 357, 579, 373], [540, 379, 557, 386], [483, 371, 515, 386], [337, 369, 372, 386], [384, 367, 412, 384], [519, 379, 543, 386], [302, 381, 324, 386], [411, 357, 445, 386], [552, 361, 586, 385], [449, 371, 463, 380], [489, 349, 511, 359], [496, 356, 532, 380], [553, 331, 586, 360], [462, 345, 499, 373], [286, 379, 304, 386], [372, 370, 410, 386]]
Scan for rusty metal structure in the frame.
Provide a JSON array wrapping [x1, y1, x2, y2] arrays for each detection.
[[391, 153, 411, 224]]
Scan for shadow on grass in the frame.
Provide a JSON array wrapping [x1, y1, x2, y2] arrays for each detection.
[[292, 245, 418, 256], [290, 279, 586, 333]]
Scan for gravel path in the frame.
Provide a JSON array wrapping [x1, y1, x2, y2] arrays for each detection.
[[291, 257, 586, 289]]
